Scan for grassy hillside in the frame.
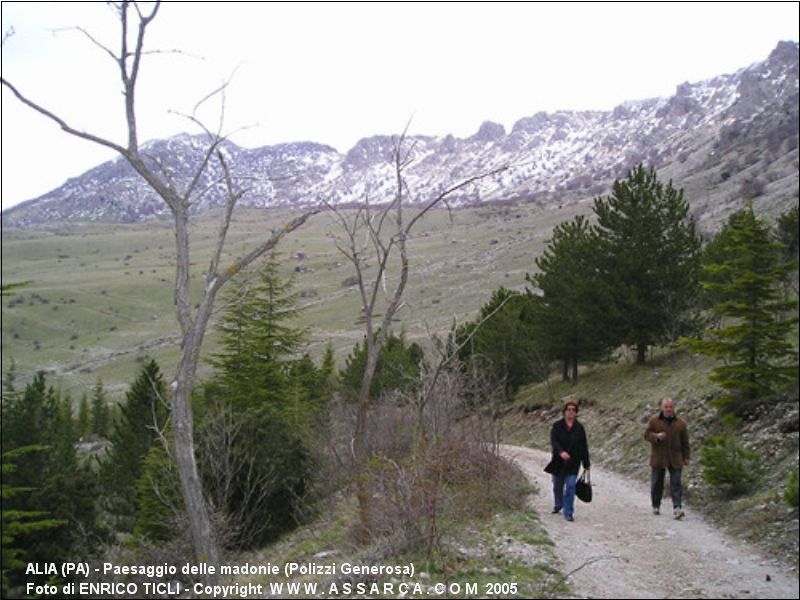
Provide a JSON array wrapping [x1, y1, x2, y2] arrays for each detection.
[[4, 176, 796, 402], [2, 199, 592, 398]]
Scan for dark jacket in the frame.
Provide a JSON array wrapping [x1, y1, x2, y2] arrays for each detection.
[[548, 418, 590, 476], [644, 412, 690, 469]]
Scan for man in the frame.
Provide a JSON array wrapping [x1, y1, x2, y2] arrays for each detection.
[[644, 397, 690, 519]]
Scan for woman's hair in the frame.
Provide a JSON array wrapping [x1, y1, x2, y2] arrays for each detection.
[[562, 399, 579, 415]]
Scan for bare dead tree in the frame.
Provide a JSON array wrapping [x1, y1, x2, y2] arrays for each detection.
[[413, 298, 513, 443], [2, 1, 317, 566], [324, 128, 507, 539], [194, 396, 281, 548]]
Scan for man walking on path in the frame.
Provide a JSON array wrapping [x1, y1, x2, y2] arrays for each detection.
[[644, 397, 690, 519]]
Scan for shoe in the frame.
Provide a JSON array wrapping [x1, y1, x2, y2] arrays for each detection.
[[565, 515, 574, 522], [653, 507, 660, 515], [552, 507, 562, 514], [673, 508, 684, 520]]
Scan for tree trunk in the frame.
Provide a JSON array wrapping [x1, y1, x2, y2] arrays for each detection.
[[1, 5, 315, 569], [636, 343, 647, 365], [172, 379, 219, 566], [353, 338, 380, 542], [328, 133, 509, 546], [168, 210, 221, 568]]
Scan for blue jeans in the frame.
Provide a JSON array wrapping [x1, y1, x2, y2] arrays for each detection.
[[552, 473, 578, 519]]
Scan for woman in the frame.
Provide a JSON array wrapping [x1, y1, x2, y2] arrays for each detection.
[[546, 399, 590, 522]]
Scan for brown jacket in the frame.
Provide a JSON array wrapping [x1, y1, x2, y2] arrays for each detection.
[[644, 413, 690, 469]]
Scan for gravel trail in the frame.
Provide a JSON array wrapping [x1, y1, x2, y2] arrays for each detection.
[[501, 445, 799, 599]]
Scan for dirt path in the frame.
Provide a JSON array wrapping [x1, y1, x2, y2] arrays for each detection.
[[500, 445, 799, 599]]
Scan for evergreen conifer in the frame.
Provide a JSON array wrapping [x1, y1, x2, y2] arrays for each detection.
[[594, 165, 702, 363], [1, 447, 63, 594], [198, 257, 326, 548], [682, 205, 799, 414], [455, 288, 540, 397], [527, 216, 615, 383], [209, 258, 305, 408], [76, 393, 90, 439], [341, 331, 425, 403], [0, 374, 99, 579], [100, 360, 169, 525], [90, 379, 111, 437], [133, 444, 183, 542]]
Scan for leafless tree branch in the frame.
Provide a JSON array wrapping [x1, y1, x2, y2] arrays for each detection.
[[323, 128, 509, 542], [2, 1, 318, 568], [0, 79, 127, 155], [55, 26, 119, 63]]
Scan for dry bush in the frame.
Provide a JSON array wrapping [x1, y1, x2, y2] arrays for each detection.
[[426, 433, 527, 518], [325, 346, 527, 556], [325, 395, 418, 482], [361, 430, 526, 556], [195, 398, 284, 549], [80, 514, 211, 599], [356, 359, 525, 555], [362, 401, 419, 460]]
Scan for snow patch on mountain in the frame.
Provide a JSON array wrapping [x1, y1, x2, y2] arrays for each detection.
[[3, 42, 797, 228]]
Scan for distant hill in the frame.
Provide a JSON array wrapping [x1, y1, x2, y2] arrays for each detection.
[[4, 41, 797, 230]]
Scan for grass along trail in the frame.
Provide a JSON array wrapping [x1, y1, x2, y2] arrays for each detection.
[[500, 445, 799, 599]]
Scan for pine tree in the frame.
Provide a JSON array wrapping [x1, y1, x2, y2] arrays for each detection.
[[455, 288, 540, 398], [682, 205, 799, 415], [775, 204, 799, 302], [0, 374, 100, 579], [1, 447, 63, 594], [776, 204, 799, 264], [90, 379, 111, 437], [699, 220, 739, 314], [2, 374, 54, 484], [133, 444, 183, 542], [197, 258, 324, 548], [341, 331, 425, 403], [319, 343, 338, 395], [527, 215, 615, 383], [56, 392, 77, 447], [210, 257, 306, 408], [100, 360, 169, 525], [76, 393, 90, 439], [786, 468, 800, 508], [288, 353, 332, 412], [699, 433, 760, 496], [594, 165, 702, 363]]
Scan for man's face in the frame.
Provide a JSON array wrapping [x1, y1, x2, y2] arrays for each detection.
[[662, 399, 676, 417]]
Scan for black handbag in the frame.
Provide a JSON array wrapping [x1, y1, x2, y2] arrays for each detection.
[[575, 469, 592, 503]]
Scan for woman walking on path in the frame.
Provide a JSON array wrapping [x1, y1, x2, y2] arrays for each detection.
[[545, 398, 591, 522]]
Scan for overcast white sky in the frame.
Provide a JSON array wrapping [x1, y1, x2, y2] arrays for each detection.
[[1, 2, 798, 211]]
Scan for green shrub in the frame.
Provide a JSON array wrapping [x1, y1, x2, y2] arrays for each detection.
[[700, 434, 760, 497], [340, 331, 425, 403], [786, 469, 799, 509], [133, 445, 183, 543]]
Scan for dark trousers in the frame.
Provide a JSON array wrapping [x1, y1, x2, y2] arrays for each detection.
[[651, 466, 682, 509]]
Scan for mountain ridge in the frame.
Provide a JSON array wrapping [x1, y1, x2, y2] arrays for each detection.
[[3, 41, 798, 229]]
